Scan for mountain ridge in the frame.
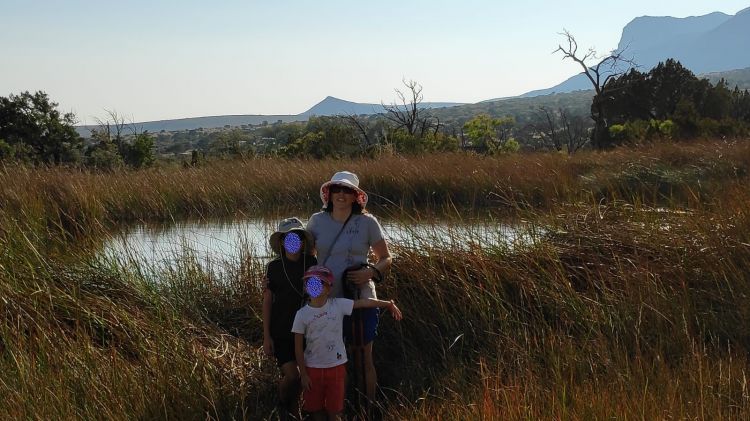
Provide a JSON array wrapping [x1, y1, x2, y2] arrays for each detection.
[[75, 8, 750, 136], [77, 65, 750, 137], [75, 96, 465, 136], [520, 8, 750, 98]]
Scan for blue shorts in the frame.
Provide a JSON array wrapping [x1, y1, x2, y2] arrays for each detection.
[[343, 308, 379, 345]]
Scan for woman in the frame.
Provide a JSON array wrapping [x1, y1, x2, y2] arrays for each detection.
[[306, 171, 392, 402]]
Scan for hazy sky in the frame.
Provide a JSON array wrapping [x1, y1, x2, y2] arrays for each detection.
[[2, 1, 748, 123]]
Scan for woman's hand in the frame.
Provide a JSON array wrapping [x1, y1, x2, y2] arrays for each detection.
[[387, 300, 403, 321], [346, 266, 375, 286], [263, 336, 274, 357]]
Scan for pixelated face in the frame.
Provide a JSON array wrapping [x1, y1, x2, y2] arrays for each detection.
[[283, 232, 302, 254], [305, 276, 324, 298]]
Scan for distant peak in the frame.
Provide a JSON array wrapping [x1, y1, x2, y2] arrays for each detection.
[[318, 96, 348, 103], [738, 6, 750, 16]]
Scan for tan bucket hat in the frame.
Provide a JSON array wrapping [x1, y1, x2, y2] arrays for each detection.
[[268, 217, 315, 254]]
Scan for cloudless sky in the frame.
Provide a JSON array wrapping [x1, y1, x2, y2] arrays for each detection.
[[2, 0, 748, 123]]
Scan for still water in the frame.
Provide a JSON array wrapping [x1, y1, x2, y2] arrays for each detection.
[[101, 217, 536, 279]]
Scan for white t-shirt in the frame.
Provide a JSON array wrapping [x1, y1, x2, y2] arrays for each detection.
[[291, 298, 354, 368]]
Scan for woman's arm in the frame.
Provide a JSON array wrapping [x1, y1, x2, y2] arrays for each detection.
[[353, 298, 403, 320], [295, 333, 311, 390], [262, 288, 273, 357], [370, 238, 392, 279], [347, 238, 392, 285]]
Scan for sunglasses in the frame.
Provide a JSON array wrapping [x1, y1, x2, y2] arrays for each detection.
[[329, 185, 355, 194]]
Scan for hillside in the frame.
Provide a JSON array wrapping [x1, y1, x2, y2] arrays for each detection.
[[76, 65, 750, 138], [76, 114, 304, 138], [704, 67, 750, 90], [431, 66, 750, 125], [75, 97, 465, 137], [430, 90, 594, 125]]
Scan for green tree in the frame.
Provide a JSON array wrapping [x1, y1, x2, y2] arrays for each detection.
[[701, 79, 732, 120], [280, 131, 326, 158], [0, 91, 82, 164], [597, 59, 747, 141], [463, 114, 515, 153], [123, 132, 155, 168], [730, 87, 750, 122], [306, 116, 359, 152], [423, 132, 459, 152], [280, 117, 360, 158], [85, 127, 123, 169], [0, 139, 10, 160], [648, 59, 704, 120], [601, 68, 653, 123], [387, 129, 425, 154]]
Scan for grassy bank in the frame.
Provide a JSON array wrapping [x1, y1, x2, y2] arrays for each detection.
[[2, 141, 750, 418], [382, 197, 750, 418], [0, 222, 274, 419]]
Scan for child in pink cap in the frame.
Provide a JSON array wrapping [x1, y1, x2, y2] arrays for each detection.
[[291, 265, 402, 421]]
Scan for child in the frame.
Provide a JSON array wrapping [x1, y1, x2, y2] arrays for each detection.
[[262, 217, 317, 419], [291, 265, 402, 421]]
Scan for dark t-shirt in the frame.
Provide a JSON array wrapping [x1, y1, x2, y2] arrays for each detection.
[[266, 254, 317, 340]]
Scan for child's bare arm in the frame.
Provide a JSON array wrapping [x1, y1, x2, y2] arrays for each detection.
[[294, 333, 311, 390], [353, 298, 403, 320]]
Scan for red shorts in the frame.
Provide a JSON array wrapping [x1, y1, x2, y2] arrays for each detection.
[[302, 364, 346, 414]]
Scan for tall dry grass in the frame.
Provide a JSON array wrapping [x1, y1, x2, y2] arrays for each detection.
[[377, 194, 750, 419], [1, 139, 750, 419], [2, 140, 748, 237], [0, 216, 277, 419]]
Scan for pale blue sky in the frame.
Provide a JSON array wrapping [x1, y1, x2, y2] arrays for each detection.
[[2, 1, 748, 123]]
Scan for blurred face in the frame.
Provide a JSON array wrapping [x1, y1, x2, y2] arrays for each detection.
[[283, 232, 302, 254], [305, 276, 327, 298]]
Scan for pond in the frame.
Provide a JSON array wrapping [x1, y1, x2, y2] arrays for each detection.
[[101, 216, 539, 280]]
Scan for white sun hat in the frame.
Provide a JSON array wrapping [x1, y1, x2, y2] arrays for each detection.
[[319, 171, 368, 208]]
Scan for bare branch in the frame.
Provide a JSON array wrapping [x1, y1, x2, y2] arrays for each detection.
[[343, 113, 372, 150], [382, 78, 426, 136], [554, 30, 637, 149], [534, 106, 562, 151]]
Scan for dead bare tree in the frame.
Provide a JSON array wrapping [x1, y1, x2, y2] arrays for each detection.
[[534, 106, 590, 154], [93, 109, 127, 148], [559, 110, 588, 154], [342, 113, 372, 151], [383, 79, 425, 137], [554, 30, 635, 149], [536, 106, 563, 152], [431, 116, 443, 137], [92, 109, 145, 156]]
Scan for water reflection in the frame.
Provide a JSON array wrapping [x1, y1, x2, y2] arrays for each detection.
[[101, 217, 536, 280]]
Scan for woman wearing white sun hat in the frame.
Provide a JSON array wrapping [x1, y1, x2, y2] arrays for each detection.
[[306, 170, 392, 402]]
